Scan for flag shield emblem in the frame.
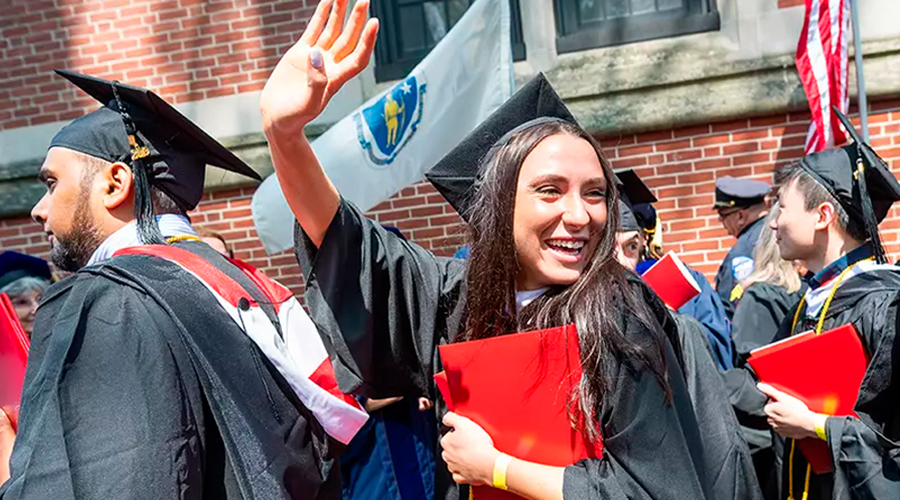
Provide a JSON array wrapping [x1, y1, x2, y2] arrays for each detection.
[[354, 75, 426, 166]]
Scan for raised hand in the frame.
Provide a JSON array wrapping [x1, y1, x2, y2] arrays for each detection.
[[260, 0, 379, 136]]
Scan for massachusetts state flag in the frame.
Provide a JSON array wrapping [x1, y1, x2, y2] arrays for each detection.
[[796, 0, 852, 154], [252, 0, 514, 254]]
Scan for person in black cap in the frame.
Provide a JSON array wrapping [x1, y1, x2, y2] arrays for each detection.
[[0, 66, 368, 498], [263, 2, 734, 498], [730, 108, 900, 500], [0, 251, 53, 338], [614, 171, 762, 500], [616, 172, 735, 371], [713, 176, 771, 315]]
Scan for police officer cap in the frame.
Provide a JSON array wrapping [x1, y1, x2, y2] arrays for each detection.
[[712, 176, 770, 209]]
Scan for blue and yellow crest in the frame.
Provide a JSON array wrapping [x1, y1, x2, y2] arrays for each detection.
[[354, 75, 426, 166]]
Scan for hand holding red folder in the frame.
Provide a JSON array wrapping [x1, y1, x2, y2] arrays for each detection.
[[434, 324, 602, 500], [748, 323, 867, 474]]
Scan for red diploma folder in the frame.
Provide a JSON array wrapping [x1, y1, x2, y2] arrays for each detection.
[[433, 324, 602, 500], [1, 292, 29, 426], [640, 251, 701, 309], [747, 323, 867, 474]]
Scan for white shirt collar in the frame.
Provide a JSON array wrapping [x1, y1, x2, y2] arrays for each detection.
[[86, 214, 197, 266], [515, 288, 548, 314]]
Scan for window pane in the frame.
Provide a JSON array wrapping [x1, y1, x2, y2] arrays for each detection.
[[423, 2, 449, 44], [578, 0, 605, 23], [447, 0, 470, 25], [657, 0, 685, 11], [630, 0, 657, 15], [605, 0, 631, 19], [399, 5, 426, 52]]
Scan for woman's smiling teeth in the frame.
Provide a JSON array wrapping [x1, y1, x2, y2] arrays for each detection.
[[546, 238, 585, 255]]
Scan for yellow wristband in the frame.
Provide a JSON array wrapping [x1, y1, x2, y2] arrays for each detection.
[[492, 453, 513, 491], [814, 417, 828, 441]]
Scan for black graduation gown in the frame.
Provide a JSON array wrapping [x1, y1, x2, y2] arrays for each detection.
[[724, 282, 803, 500], [731, 282, 804, 365], [294, 198, 723, 500], [727, 269, 900, 500], [0, 242, 341, 500], [774, 269, 900, 500], [670, 314, 763, 500]]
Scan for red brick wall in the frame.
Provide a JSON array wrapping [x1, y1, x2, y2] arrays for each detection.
[[600, 99, 900, 276], [4, 101, 900, 294], [0, 0, 313, 130]]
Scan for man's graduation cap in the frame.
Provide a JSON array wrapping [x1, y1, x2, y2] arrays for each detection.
[[615, 169, 657, 232], [797, 107, 900, 263], [0, 251, 52, 290], [424, 73, 577, 221], [49, 70, 261, 244]]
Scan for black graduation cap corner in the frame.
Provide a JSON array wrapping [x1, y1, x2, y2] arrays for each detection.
[[0, 251, 52, 290], [50, 69, 261, 244], [615, 169, 657, 232], [797, 107, 900, 263], [424, 73, 577, 221]]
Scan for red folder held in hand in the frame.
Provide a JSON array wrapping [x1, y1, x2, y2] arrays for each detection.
[[640, 251, 701, 309], [1, 292, 30, 428], [434, 324, 602, 500], [747, 323, 867, 474]]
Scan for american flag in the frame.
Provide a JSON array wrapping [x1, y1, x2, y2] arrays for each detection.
[[796, 0, 852, 154]]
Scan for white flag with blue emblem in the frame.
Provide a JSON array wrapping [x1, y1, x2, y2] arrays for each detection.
[[252, 0, 514, 254]]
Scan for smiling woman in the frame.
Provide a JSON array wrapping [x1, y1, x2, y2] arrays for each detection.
[[262, 3, 729, 495]]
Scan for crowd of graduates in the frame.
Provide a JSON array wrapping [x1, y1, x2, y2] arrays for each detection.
[[1, 0, 900, 499]]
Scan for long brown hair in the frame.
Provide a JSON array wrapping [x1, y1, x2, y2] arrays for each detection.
[[462, 120, 671, 442]]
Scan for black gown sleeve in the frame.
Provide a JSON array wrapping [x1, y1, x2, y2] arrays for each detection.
[[731, 284, 795, 363], [671, 315, 763, 500], [1, 276, 207, 500], [820, 286, 900, 499], [826, 416, 900, 498], [562, 322, 711, 499], [294, 198, 467, 400]]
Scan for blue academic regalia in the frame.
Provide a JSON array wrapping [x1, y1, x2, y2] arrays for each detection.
[[341, 398, 436, 500], [637, 260, 734, 370]]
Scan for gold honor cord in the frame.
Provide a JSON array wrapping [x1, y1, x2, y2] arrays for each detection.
[[165, 235, 202, 244]]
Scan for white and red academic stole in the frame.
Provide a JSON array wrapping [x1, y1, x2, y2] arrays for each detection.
[[115, 245, 368, 444]]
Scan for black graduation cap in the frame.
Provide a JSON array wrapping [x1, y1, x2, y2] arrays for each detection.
[[424, 73, 577, 221], [712, 176, 770, 210], [0, 251, 52, 290], [49, 70, 261, 244], [615, 169, 657, 232], [796, 107, 900, 263]]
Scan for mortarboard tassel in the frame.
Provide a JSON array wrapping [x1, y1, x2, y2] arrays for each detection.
[[110, 83, 166, 245], [854, 154, 886, 264]]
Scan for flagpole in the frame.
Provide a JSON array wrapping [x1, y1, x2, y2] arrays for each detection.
[[850, 0, 869, 142]]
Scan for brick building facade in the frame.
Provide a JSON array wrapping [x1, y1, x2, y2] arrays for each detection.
[[3, 0, 900, 298]]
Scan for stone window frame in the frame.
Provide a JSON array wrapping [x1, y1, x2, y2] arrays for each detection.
[[553, 0, 721, 54], [370, 0, 527, 82]]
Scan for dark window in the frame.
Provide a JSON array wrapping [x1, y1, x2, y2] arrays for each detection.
[[371, 0, 526, 82], [554, 0, 719, 54]]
